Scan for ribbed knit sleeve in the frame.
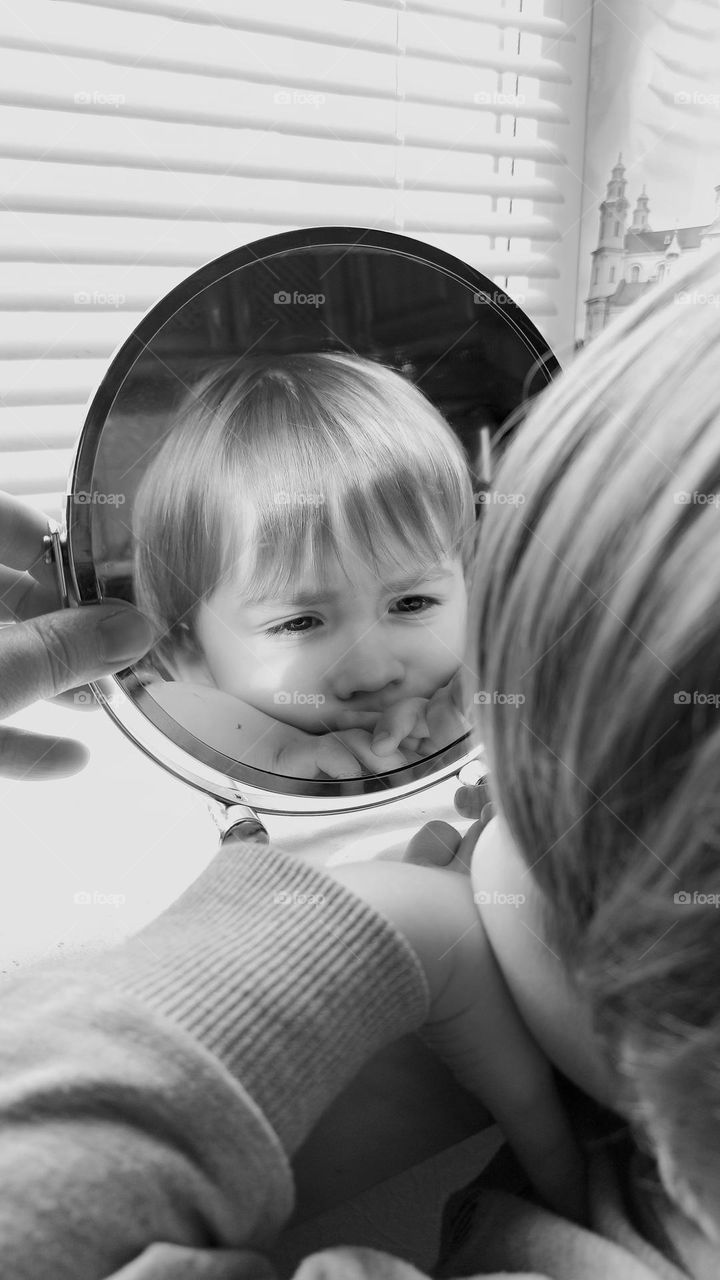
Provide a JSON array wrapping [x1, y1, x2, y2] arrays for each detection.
[[100, 841, 431, 1155], [0, 841, 429, 1280]]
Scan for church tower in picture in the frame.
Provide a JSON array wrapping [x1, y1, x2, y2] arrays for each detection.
[[584, 155, 720, 342], [584, 155, 629, 341]]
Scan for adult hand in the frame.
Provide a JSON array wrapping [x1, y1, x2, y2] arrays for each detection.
[[0, 492, 156, 779]]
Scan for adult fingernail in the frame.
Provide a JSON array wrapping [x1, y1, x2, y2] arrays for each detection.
[[97, 606, 155, 663]]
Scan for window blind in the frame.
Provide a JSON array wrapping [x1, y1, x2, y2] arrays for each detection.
[[0, 0, 591, 521]]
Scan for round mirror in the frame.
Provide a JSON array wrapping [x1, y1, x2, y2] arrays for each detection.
[[60, 227, 558, 817]]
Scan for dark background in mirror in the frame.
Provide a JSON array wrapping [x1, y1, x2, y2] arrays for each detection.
[[90, 243, 553, 596]]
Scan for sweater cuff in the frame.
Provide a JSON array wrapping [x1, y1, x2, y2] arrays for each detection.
[[98, 843, 430, 1156]]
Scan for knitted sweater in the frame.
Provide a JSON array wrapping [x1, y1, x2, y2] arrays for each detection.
[[0, 843, 701, 1278]]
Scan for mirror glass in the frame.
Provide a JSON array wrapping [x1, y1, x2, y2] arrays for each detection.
[[68, 229, 558, 800]]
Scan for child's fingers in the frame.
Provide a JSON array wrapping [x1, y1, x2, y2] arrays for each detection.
[[0, 566, 59, 623], [334, 727, 410, 773], [402, 820, 463, 868], [402, 815, 490, 875], [454, 776, 493, 820], [278, 737, 364, 780], [332, 709, 378, 731], [371, 698, 428, 755], [447, 818, 488, 875], [425, 693, 472, 750]]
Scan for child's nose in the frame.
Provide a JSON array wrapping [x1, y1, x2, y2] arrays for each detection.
[[331, 635, 405, 700]]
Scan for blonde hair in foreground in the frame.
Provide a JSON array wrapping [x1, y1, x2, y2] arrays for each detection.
[[470, 248, 720, 1237], [132, 350, 476, 677]]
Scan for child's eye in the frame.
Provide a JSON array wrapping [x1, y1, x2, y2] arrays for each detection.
[[392, 595, 440, 615], [265, 615, 320, 637]]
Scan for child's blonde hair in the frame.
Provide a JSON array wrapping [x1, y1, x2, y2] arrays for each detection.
[[132, 351, 475, 677], [470, 248, 720, 1236]]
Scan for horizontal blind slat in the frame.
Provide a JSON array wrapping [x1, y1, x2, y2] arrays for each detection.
[[0, 449, 71, 494], [0, 160, 561, 237], [0, 215, 561, 280], [0, 263, 184, 311], [67, 0, 571, 42], [50, 0, 400, 52], [0, 214, 295, 266], [0, 360, 109, 406], [0, 49, 566, 158], [0, 313, 143, 359], [0, 6, 576, 110], [401, 1, 571, 41], [0, 106, 566, 192], [0, 6, 399, 94], [0, 244, 559, 295], [0, 50, 394, 141], [19, 0, 571, 68], [0, 407, 85, 451]]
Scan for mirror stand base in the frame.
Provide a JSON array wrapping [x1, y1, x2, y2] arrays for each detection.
[[206, 799, 270, 847]]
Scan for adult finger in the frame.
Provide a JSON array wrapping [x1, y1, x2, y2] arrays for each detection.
[[0, 724, 90, 780], [48, 686, 99, 711], [0, 602, 156, 720], [0, 566, 59, 622], [0, 492, 59, 594]]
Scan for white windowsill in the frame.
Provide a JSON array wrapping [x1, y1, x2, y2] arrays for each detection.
[[0, 699, 480, 972]]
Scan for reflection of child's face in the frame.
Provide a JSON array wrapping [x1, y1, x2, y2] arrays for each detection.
[[182, 548, 468, 732]]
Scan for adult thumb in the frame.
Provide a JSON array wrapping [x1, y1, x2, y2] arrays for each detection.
[[0, 600, 156, 721]]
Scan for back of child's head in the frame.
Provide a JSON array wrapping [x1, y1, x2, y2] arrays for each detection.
[[469, 249, 720, 1237], [132, 350, 475, 677]]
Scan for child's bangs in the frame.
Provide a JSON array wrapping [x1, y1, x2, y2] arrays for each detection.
[[206, 481, 333, 605], [208, 394, 474, 604], [230, 487, 463, 610], [330, 477, 462, 579]]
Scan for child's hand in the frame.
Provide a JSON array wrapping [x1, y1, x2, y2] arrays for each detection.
[[366, 670, 472, 759], [238, 720, 418, 780], [142, 681, 417, 779], [329, 826, 588, 1224], [326, 727, 422, 775]]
